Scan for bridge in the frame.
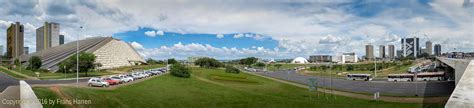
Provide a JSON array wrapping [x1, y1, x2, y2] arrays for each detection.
[[437, 57, 474, 108]]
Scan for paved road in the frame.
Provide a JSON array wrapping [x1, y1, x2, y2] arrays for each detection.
[[258, 70, 455, 97], [0, 73, 19, 92], [0, 72, 89, 92]]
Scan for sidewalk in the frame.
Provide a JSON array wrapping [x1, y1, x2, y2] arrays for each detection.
[[0, 86, 20, 108]]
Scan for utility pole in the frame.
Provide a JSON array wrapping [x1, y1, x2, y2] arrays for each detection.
[[76, 26, 82, 88]]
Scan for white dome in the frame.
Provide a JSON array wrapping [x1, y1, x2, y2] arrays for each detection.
[[291, 57, 309, 64]]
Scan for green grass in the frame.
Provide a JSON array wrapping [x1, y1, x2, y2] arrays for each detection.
[[33, 67, 443, 108], [266, 63, 314, 71], [302, 62, 415, 78], [33, 87, 66, 108], [0, 66, 28, 79]]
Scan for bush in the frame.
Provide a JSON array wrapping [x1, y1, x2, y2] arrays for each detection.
[[225, 66, 240, 74], [170, 64, 191, 78], [254, 62, 266, 67], [194, 57, 223, 68], [167, 58, 178, 64], [27, 56, 42, 71]]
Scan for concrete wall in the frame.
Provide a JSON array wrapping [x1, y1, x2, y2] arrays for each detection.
[[19, 81, 42, 108], [439, 58, 474, 108], [93, 39, 145, 69]]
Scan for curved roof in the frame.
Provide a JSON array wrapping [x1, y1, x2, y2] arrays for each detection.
[[291, 57, 308, 64]]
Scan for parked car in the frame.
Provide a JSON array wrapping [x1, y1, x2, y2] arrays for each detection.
[[110, 76, 126, 84], [119, 75, 134, 82], [88, 78, 109, 87], [102, 77, 120, 85], [128, 74, 140, 80]]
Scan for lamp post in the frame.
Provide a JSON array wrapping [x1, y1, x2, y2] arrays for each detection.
[[76, 26, 82, 87]]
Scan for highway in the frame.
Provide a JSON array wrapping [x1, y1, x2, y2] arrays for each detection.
[[0, 73, 89, 92], [258, 70, 455, 97]]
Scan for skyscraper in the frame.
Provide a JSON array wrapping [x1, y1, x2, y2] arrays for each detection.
[[0, 45, 3, 56], [426, 41, 432, 55], [7, 22, 24, 58], [379, 45, 385, 58], [434, 44, 442, 56], [388, 45, 395, 59], [401, 37, 420, 58], [24, 47, 29, 54], [59, 35, 65, 45], [36, 22, 60, 51], [365, 45, 374, 60]]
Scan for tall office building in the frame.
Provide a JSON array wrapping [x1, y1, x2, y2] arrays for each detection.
[[379, 45, 385, 58], [36, 22, 60, 51], [7, 22, 24, 58], [0, 45, 3, 56], [365, 45, 374, 60], [401, 37, 420, 58], [396, 50, 403, 58], [24, 47, 29, 54], [59, 35, 65, 45], [426, 41, 432, 55], [388, 45, 395, 59], [434, 44, 442, 56]]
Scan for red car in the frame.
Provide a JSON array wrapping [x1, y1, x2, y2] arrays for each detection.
[[102, 77, 120, 85]]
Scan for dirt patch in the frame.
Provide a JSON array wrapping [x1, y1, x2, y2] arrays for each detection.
[[49, 86, 75, 108]]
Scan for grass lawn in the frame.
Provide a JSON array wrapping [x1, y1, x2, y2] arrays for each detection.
[[266, 63, 315, 71], [33, 67, 442, 108], [0, 66, 28, 79]]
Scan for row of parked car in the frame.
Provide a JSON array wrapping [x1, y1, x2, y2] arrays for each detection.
[[88, 67, 169, 87]]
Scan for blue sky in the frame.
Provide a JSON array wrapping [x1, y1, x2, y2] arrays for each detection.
[[113, 27, 279, 50], [0, 0, 472, 60]]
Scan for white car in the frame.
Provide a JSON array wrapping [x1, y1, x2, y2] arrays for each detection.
[[119, 75, 134, 82], [88, 78, 109, 87]]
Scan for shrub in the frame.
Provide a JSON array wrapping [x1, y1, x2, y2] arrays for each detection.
[[170, 64, 191, 78], [225, 66, 240, 74], [194, 57, 223, 68], [27, 56, 42, 71]]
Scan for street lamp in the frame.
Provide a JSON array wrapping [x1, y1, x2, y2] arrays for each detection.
[[76, 26, 83, 87]]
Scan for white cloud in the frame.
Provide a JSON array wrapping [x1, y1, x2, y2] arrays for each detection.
[[233, 33, 243, 38], [216, 34, 224, 38], [144, 30, 157, 37], [156, 30, 164, 36], [130, 41, 144, 50], [0, 0, 472, 58]]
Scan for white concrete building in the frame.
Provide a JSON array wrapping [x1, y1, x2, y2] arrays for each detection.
[[333, 53, 358, 64], [291, 57, 309, 64]]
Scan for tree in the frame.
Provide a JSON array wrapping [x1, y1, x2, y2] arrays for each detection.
[[27, 56, 42, 71], [225, 66, 240, 74], [254, 62, 266, 68], [346, 65, 354, 71], [146, 58, 158, 64], [239, 57, 258, 67], [167, 58, 178, 64], [194, 57, 223, 68], [274, 64, 282, 70], [56, 52, 97, 77], [14, 58, 20, 66], [170, 64, 191, 78]]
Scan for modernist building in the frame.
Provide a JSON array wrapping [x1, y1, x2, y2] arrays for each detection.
[[20, 37, 145, 71], [333, 53, 358, 64], [291, 57, 309, 64], [365, 45, 374, 60], [434, 44, 442, 56], [426, 41, 433, 55], [36, 22, 60, 52], [309, 55, 332, 63], [23, 47, 29, 54], [388, 45, 395, 59], [0, 45, 3, 56], [401, 37, 420, 58], [396, 50, 403, 58], [7, 22, 24, 58], [379, 45, 386, 58], [59, 35, 65, 45]]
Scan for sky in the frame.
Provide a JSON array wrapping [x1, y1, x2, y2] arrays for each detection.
[[0, 0, 473, 60]]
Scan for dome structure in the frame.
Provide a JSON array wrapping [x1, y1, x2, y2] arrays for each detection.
[[291, 57, 309, 64]]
